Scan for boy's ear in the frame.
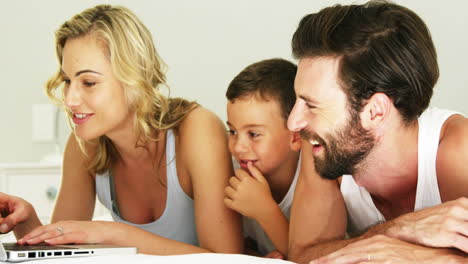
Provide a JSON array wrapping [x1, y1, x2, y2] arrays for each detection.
[[290, 131, 302, 151], [360, 92, 391, 130]]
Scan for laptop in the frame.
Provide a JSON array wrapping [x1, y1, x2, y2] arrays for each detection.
[[0, 242, 137, 262]]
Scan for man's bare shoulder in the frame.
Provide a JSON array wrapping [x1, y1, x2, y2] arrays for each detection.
[[436, 114, 468, 201]]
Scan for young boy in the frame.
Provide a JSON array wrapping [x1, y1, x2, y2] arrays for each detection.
[[224, 58, 301, 258]]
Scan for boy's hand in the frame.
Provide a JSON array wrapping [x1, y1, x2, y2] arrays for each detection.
[[264, 250, 285, 259], [224, 162, 277, 220]]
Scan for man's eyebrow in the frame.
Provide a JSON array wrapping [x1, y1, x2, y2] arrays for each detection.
[[299, 94, 318, 103]]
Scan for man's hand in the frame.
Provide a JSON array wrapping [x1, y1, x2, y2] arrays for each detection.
[[387, 197, 468, 253], [224, 161, 276, 220], [310, 235, 467, 264]]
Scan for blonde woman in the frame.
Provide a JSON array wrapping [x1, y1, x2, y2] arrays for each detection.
[[0, 5, 242, 255]]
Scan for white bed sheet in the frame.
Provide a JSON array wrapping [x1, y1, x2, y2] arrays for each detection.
[[0, 253, 296, 264], [1, 234, 296, 264]]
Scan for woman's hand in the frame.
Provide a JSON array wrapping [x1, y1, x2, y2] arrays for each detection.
[[0, 192, 39, 236], [18, 220, 112, 245]]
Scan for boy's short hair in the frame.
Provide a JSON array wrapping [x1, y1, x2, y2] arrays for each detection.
[[226, 58, 297, 121]]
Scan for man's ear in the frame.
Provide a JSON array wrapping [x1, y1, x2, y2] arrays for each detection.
[[360, 92, 391, 129], [290, 131, 302, 151]]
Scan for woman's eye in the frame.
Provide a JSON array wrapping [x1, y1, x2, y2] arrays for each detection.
[[227, 129, 236, 136], [63, 79, 71, 86]]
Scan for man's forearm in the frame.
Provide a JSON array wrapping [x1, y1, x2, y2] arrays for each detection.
[[289, 220, 398, 263], [289, 238, 355, 264]]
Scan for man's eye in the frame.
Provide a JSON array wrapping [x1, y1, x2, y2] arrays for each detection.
[[306, 103, 316, 109]]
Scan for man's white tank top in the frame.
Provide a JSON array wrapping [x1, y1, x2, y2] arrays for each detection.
[[341, 108, 462, 234], [95, 129, 199, 245]]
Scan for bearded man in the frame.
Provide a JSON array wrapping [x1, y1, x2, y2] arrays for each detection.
[[287, 1, 468, 263]]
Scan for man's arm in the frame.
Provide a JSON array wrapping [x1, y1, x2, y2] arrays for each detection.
[[294, 202, 468, 263], [290, 214, 405, 263], [383, 115, 468, 252], [290, 116, 468, 262], [436, 114, 468, 202], [288, 143, 347, 263], [310, 235, 467, 264]]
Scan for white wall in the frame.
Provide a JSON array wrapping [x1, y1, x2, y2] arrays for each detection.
[[1, 0, 467, 163]]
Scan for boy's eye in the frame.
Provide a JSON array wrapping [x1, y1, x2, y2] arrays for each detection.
[[227, 129, 236, 136], [249, 132, 260, 138]]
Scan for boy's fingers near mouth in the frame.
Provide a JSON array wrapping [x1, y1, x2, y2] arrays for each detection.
[[235, 168, 250, 181], [247, 161, 266, 183]]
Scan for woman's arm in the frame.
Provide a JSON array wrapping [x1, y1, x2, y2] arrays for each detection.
[[0, 133, 96, 240], [15, 134, 96, 243], [20, 109, 243, 254], [51, 134, 96, 222], [18, 130, 216, 254], [178, 107, 243, 253]]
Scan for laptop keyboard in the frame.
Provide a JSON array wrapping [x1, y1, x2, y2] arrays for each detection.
[[3, 243, 70, 251]]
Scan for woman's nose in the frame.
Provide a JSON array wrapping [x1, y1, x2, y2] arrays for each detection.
[[64, 84, 81, 110]]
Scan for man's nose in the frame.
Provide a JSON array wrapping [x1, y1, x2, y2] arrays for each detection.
[[288, 102, 307, 132]]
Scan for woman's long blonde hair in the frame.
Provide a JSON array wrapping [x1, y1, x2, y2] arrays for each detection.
[[46, 5, 197, 174]]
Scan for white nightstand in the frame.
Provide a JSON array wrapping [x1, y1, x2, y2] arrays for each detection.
[[0, 162, 109, 224]]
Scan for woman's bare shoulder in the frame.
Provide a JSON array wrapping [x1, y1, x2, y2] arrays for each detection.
[[176, 107, 228, 162], [178, 107, 226, 138]]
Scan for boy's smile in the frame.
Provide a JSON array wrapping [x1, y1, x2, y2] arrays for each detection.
[[238, 159, 258, 170], [226, 95, 296, 177]]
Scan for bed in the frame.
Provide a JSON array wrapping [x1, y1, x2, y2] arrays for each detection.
[[0, 234, 296, 264], [1, 253, 295, 264]]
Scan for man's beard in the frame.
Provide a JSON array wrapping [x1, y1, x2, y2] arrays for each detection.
[[301, 112, 375, 180]]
